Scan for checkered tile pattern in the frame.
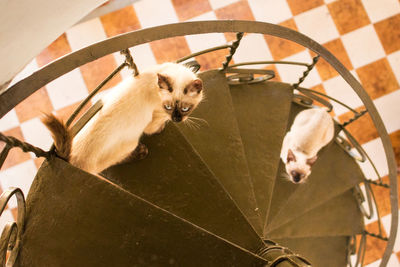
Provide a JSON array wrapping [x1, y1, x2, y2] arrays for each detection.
[[1, 0, 399, 265]]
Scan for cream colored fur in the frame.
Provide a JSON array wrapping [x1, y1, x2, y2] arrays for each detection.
[[69, 62, 202, 174], [70, 72, 160, 173], [280, 108, 334, 183]]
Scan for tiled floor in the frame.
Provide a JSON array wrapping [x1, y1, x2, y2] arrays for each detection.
[[1, 0, 400, 265]]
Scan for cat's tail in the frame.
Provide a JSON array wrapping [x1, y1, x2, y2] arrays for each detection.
[[41, 113, 72, 161]]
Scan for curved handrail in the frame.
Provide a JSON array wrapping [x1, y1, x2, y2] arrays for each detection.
[[0, 20, 397, 267]]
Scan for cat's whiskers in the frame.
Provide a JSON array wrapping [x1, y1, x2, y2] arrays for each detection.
[[280, 172, 292, 183], [200, 95, 208, 103], [187, 116, 209, 127], [185, 117, 200, 130], [183, 118, 197, 130]]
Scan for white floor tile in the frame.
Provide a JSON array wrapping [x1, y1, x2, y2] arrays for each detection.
[[324, 0, 337, 3], [134, 0, 178, 28], [341, 25, 386, 68], [374, 90, 400, 134], [294, 5, 340, 44], [20, 117, 53, 151], [8, 59, 38, 88], [66, 18, 107, 51], [91, 88, 111, 104], [358, 138, 388, 179], [232, 33, 273, 64], [112, 51, 136, 80], [361, 0, 400, 23], [0, 209, 15, 231], [0, 109, 19, 132], [186, 12, 226, 53], [247, 0, 292, 24], [46, 68, 88, 110], [188, 10, 217, 21], [186, 33, 226, 53], [365, 255, 400, 267], [113, 44, 157, 79], [323, 75, 363, 115], [277, 50, 322, 88], [208, 0, 239, 10], [0, 160, 37, 208], [388, 51, 400, 86]]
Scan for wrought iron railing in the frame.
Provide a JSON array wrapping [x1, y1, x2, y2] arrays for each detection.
[[0, 21, 397, 267]]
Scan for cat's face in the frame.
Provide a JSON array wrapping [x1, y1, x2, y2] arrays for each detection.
[[156, 64, 203, 122], [285, 149, 317, 184]]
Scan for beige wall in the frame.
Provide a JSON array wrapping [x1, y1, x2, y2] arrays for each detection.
[[0, 0, 106, 92]]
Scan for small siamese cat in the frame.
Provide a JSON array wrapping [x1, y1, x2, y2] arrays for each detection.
[[280, 108, 334, 184], [43, 62, 203, 174]]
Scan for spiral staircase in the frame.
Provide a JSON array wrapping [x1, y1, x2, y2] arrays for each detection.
[[0, 21, 397, 267]]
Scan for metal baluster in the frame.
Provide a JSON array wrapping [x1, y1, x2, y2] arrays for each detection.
[[221, 32, 244, 71]]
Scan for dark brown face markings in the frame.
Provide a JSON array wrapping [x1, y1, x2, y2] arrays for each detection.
[[184, 79, 203, 95], [157, 73, 173, 92], [287, 149, 296, 163], [306, 155, 318, 166]]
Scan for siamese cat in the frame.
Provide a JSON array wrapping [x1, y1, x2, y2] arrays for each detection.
[[43, 62, 203, 174], [280, 108, 334, 184]]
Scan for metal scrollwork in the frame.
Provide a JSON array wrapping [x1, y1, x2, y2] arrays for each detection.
[[354, 184, 374, 220], [335, 128, 366, 162], [295, 88, 333, 112], [292, 94, 314, 108], [226, 68, 275, 85], [258, 240, 312, 267], [347, 234, 366, 267], [0, 188, 26, 267]]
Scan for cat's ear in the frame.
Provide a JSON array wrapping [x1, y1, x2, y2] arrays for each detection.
[[306, 155, 318, 166], [184, 79, 203, 96], [157, 74, 172, 92], [287, 149, 296, 163]]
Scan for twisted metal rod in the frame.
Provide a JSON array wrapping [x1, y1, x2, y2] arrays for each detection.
[[0, 132, 50, 159], [293, 55, 320, 89], [221, 32, 244, 71], [120, 48, 139, 76], [364, 230, 388, 241], [342, 109, 368, 127], [0, 145, 11, 170], [366, 179, 389, 188]]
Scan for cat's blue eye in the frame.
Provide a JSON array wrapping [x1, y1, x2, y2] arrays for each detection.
[[181, 107, 190, 112], [164, 104, 172, 110]]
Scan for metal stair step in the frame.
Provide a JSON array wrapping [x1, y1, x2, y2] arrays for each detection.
[[265, 101, 364, 232], [103, 123, 263, 252], [229, 81, 293, 231], [176, 70, 262, 234], [266, 138, 365, 232], [18, 157, 268, 267], [266, 189, 364, 239], [265, 103, 304, 227], [274, 236, 350, 267]]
